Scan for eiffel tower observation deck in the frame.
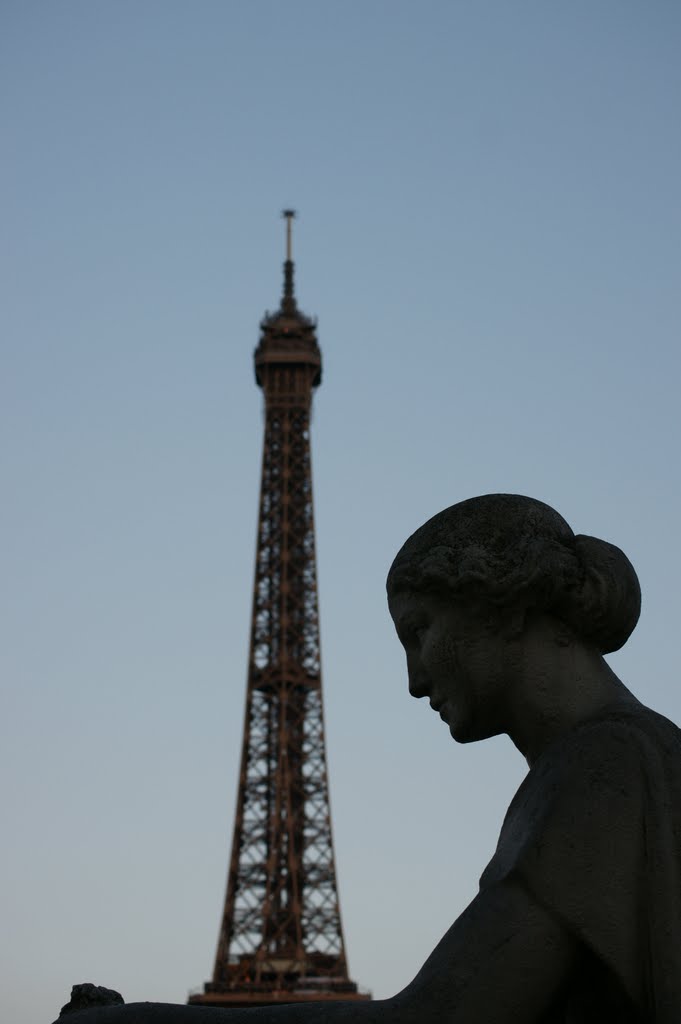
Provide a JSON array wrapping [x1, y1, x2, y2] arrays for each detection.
[[189, 213, 369, 1010]]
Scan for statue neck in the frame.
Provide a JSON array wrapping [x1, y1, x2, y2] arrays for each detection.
[[503, 616, 639, 767]]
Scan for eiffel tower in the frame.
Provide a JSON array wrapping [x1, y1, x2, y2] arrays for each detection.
[[189, 213, 369, 1009]]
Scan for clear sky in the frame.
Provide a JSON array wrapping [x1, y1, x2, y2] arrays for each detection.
[[3, 2, 680, 1021]]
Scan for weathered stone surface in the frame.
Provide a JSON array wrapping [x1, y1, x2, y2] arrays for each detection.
[[59, 984, 125, 1017]]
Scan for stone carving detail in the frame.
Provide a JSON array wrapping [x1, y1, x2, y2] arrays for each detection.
[[59, 984, 124, 1016]]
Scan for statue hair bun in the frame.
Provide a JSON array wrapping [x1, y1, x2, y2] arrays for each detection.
[[563, 534, 641, 653]]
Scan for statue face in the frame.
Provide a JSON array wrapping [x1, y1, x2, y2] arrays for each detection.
[[388, 586, 514, 744]]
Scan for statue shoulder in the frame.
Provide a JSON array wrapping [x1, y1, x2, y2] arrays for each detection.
[[481, 703, 681, 892]]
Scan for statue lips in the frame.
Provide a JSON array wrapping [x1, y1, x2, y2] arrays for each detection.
[[430, 699, 448, 721]]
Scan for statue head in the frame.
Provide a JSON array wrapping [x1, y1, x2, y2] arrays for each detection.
[[387, 495, 641, 744], [388, 494, 640, 654]]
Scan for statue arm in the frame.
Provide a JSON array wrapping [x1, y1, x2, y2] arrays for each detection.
[[55, 880, 577, 1024], [390, 876, 578, 1022]]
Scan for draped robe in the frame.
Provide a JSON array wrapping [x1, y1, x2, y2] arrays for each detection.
[[480, 704, 681, 1022]]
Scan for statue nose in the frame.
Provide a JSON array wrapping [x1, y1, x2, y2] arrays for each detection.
[[409, 671, 430, 699]]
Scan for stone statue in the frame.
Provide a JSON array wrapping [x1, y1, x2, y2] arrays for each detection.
[[54, 495, 681, 1023]]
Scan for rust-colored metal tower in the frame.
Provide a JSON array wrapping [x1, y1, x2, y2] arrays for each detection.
[[189, 213, 368, 1010]]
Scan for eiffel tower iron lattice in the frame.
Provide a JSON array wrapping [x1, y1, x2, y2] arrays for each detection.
[[189, 213, 369, 1010]]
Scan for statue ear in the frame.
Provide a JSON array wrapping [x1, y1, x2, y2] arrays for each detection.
[[553, 619, 574, 647], [506, 605, 529, 640], [489, 604, 527, 640]]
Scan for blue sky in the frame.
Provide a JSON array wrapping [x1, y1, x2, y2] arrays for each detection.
[[3, 2, 680, 1020]]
